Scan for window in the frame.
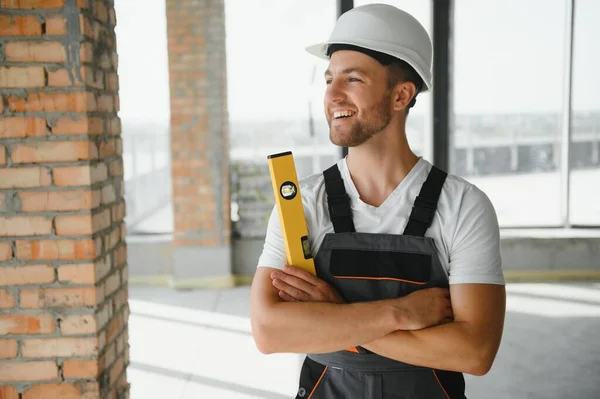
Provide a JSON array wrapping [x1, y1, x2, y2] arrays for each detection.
[[225, 0, 337, 237], [452, 0, 567, 227], [115, 0, 172, 229], [570, 0, 600, 226]]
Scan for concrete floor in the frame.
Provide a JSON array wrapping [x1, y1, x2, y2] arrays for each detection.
[[127, 282, 600, 399]]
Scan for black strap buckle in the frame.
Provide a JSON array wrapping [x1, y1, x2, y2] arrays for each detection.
[[325, 179, 346, 196], [323, 164, 356, 233], [409, 205, 435, 225], [403, 166, 447, 237], [414, 195, 437, 209], [329, 201, 352, 218]]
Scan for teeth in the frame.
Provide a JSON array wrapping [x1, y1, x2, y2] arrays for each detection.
[[334, 111, 355, 119]]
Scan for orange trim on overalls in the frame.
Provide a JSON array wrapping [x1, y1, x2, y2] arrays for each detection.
[[432, 370, 451, 399], [307, 366, 328, 399], [332, 275, 428, 285]]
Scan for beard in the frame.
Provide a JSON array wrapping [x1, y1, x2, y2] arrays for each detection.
[[328, 91, 392, 147]]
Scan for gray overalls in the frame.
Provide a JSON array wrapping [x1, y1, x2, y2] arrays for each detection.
[[295, 164, 466, 399]]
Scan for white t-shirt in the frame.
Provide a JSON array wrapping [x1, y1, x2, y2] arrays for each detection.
[[257, 157, 505, 286]]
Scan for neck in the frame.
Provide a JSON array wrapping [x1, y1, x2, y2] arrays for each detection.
[[345, 124, 419, 207]]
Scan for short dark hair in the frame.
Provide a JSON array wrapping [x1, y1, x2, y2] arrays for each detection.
[[326, 44, 423, 114]]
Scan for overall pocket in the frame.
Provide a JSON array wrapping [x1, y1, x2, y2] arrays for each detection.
[[329, 248, 433, 302], [296, 357, 329, 399], [381, 369, 465, 399]]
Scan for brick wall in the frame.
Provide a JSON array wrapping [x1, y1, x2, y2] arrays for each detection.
[[0, 1, 129, 398], [166, 0, 232, 281]]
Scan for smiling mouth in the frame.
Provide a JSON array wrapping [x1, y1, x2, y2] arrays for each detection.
[[333, 111, 356, 119]]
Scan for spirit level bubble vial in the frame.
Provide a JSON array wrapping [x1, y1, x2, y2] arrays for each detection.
[[267, 151, 316, 275]]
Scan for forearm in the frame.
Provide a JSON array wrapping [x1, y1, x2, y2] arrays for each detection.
[[252, 300, 398, 354], [361, 321, 495, 375]]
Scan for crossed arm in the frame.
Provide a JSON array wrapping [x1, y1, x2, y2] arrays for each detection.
[[361, 281, 505, 375], [250, 265, 505, 376]]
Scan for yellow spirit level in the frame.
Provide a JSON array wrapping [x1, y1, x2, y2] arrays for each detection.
[[267, 151, 316, 275]]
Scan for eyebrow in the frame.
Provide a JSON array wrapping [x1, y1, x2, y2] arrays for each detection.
[[324, 67, 369, 77]]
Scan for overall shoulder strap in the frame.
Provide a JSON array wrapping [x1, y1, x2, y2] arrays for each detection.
[[323, 164, 355, 233], [403, 165, 448, 237]]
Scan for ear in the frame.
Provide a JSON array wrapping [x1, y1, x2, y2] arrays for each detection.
[[392, 82, 416, 112]]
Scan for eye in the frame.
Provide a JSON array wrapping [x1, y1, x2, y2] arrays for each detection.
[[325, 79, 332, 85], [348, 77, 362, 83]]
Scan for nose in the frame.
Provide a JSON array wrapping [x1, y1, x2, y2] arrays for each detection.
[[325, 77, 346, 105]]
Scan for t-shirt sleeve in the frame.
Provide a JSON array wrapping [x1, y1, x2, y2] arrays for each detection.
[[448, 185, 505, 285], [256, 205, 287, 270]]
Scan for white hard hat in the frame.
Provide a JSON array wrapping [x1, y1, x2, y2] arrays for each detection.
[[306, 4, 433, 92]]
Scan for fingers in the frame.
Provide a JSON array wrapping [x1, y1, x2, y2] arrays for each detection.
[[272, 278, 311, 301], [444, 307, 454, 320], [282, 264, 321, 286], [272, 267, 320, 298], [434, 287, 451, 301], [279, 290, 299, 302], [272, 266, 343, 303]]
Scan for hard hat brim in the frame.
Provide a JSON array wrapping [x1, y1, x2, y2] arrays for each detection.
[[305, 41, 432, 93]]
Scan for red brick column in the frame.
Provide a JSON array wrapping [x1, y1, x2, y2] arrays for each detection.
[[0, 1, 129, 398], [166, 0, 232, 286]]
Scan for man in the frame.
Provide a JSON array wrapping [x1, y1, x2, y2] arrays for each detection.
[[250, 4, 506, 399]]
